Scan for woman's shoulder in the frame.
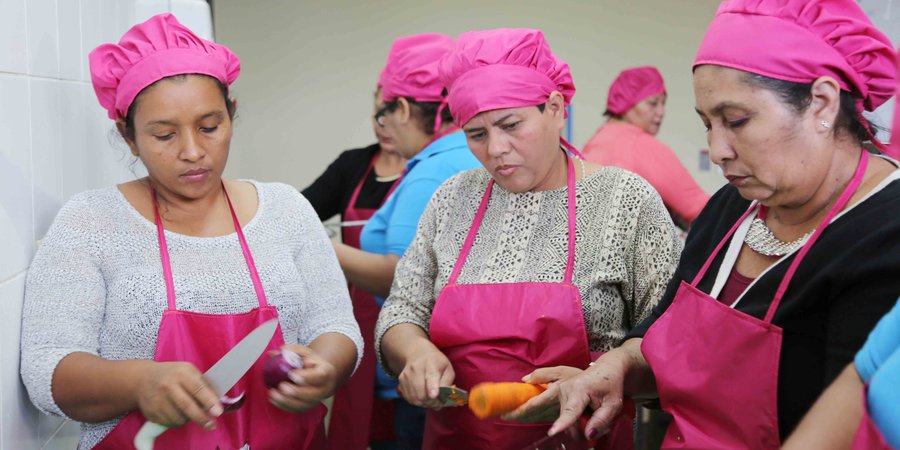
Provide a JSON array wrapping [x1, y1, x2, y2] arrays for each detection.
[[335, 143, 380, 165], [40, 185, 131, 245], [244, 180, 320, 226], [60, 185, 128, 221], [582, 165, 658, 200], [246, 180, 303, 202], [838, 176, 900, 233]]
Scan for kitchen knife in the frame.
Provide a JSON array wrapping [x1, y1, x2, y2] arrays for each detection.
[[134, 319, 279, 450]]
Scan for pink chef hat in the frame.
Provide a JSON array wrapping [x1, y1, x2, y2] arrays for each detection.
[[381, 33, 454, 103], [694, 0, 896, 113], [89, 13, 240, 120], [438, 28, 575, 127], [606, 66, 666, 116]]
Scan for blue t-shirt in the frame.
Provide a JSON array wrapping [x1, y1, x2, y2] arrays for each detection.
[[854, 297, 900, 448], [359, 131, 480, 398]]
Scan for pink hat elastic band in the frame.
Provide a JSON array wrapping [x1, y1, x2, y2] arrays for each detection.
[[89, 13, 240, 120]]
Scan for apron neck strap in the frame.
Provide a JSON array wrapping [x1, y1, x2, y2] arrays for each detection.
[[690, 204, 757, 286], [151, 181, 269, 311], [448, 152, 577, 285], [346, 156, 378, 210], [763, 149, 868, 322]]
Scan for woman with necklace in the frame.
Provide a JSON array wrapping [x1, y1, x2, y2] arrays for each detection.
[[521, 0, 900, 448]]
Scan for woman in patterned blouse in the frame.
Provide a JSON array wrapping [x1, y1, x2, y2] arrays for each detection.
[[373, 28, 681, 450]]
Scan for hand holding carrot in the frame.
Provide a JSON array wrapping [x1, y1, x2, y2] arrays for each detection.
[[500, 365, 583, 423]]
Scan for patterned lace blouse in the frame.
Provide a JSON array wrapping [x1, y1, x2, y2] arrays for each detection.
[[375, 166, 683, 374]]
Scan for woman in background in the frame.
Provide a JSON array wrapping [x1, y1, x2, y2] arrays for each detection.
[[332, 33, 481, 450], [302, 74, 405, 450], [20, 14, 361, 449], [583, 66, 710, 227]]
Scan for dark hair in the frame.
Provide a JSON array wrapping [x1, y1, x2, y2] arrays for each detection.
[[741, 72, 878, 144], [121, 74, 236, 142], [603, 110, 620, 119], [383, 97, 455, 135]]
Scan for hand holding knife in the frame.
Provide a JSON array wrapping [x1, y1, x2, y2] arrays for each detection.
[[134, 319, 279, 450]]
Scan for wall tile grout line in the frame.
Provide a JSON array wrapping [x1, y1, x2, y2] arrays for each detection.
[[0, 270, 28, 287], [40, 420, 69, 450]]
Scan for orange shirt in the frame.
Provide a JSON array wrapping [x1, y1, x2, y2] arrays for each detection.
[[583, 121, 710, 223]]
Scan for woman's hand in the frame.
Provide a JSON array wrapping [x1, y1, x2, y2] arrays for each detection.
[[136, 361, 223, 430], [268, 345, 338, 412], [549, 352, 631, 438], [502, 366, 583, 423], [396, 342, 455, 409]]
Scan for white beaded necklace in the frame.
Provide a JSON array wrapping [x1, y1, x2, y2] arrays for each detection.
[[744, 209, 813, 257]]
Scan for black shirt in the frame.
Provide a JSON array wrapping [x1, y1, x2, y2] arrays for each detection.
[[301, 144, 401, 221], [627, 179, 900, 439]]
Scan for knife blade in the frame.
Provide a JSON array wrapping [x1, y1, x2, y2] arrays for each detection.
[[134, 319, 279, 450], [437, 386, 469, 407], [203, 319, 278, 395]]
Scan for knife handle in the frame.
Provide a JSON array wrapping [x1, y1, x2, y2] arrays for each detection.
[[134, 421, 167, 450]]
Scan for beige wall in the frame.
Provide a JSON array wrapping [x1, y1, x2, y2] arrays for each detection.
[[212, 1, 731, 194]]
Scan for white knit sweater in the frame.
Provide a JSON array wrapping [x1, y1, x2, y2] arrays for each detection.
[[20, 180, 361, 449]]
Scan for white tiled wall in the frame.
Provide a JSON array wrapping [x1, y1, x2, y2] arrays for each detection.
[[0, 1, 211, 448]]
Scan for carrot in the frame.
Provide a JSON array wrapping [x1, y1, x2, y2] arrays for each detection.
[[468, 382, 549, 419]]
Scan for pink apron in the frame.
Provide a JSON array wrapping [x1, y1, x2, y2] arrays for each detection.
[[424, 154, 631, 450], [641, 150, 868, 449], [93, 184, 327, 449], [339, 154, 402, 249], [851, 386, 893, 450], [328, 156, 401, 450]]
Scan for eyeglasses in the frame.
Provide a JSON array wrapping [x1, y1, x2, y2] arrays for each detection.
[[374, 106, 389, 127]]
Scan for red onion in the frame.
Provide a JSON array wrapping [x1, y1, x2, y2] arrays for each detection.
[[220, 392, 245, 414], [263, 349, 303, 388]]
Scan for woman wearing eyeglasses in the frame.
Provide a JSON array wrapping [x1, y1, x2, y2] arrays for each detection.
[[302, 80, 406, 450], [331, 33, 480, 449]]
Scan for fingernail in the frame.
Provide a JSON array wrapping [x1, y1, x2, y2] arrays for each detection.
[[209, 405, 223, 417], [522, 375, 531, 382], [547, 426, 558, 436], [288, 371, 305, 385], [204, 420, 215, 430], [429, 389, 437, 398], [586, 428, 598, 440]]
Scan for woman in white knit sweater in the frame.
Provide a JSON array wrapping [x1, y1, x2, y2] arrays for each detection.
[[20, 14, 360, 449]]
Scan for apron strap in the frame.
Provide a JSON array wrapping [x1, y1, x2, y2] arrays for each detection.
[[346, 156, 377, 211], [447, 179, 494, 285], [690, 202, 758, 286], [151, 186, 178, 311], [563, 151, 576, 284], [223, 185, 269, 308], [152, 181, 269, 310], [763, 149, 868, 322], [447, 152, 577, 285]]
